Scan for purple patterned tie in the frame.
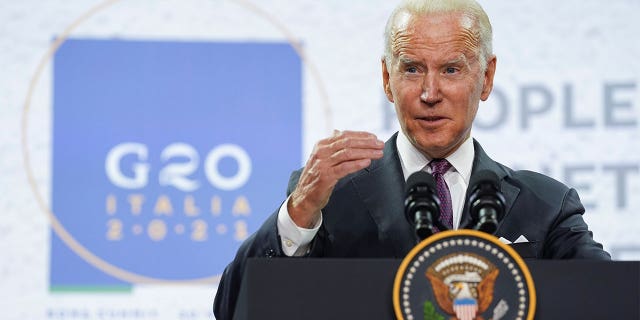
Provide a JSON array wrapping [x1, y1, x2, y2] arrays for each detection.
[[429, 159, 453, 230]]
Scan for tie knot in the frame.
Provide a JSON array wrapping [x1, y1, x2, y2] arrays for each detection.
[[428, 159, 451, 176]]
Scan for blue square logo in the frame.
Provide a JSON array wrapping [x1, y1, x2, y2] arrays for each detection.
[[51, 39, 301, 288]]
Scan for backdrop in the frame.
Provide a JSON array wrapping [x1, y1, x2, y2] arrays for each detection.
[[1, 0, 639, 319]]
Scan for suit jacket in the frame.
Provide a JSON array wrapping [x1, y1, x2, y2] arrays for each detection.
[[213, 134, 610, 319]]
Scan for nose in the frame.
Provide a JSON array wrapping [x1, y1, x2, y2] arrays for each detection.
[[420, 74, 441, 105]]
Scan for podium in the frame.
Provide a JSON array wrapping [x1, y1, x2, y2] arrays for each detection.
[[233, 258, 639, 319]]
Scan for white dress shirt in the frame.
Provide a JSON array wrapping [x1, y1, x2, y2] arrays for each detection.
[[276, 131, 475, 256]]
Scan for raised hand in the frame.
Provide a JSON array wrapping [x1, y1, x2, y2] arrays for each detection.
[[287, 130, 385, 228]]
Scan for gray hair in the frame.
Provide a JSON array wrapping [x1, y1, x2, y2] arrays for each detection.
[[383, 0, 493, 71]]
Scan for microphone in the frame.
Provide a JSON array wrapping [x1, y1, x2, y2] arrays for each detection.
[[468, 170, 505, 234], [405, 171, 441, 240]]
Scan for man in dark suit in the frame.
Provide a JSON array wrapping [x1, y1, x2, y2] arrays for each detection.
[[213, 0, 610, 318]]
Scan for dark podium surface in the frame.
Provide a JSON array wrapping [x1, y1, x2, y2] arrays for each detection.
[[234, 258, 639, 320]]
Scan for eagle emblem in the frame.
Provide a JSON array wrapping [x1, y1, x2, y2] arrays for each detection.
[[393, 231, 535, 320], [426, 253, 499, 320]]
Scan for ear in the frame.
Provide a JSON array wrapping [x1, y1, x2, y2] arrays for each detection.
[[381, 57, 394, 103], [480, 55, 497, 101]]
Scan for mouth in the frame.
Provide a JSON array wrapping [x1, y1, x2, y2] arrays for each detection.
[[416, 116, 448, 126]]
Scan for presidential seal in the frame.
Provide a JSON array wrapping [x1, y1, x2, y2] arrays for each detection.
[[393, 230, 535, 320]]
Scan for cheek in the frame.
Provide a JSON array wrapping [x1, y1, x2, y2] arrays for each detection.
[[395, 104, 412, 125], [397, 92, 422, 122], [395, 84, 422, 106], [449, 81, 482, 105]]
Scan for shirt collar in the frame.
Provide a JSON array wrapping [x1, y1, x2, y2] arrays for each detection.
[[396, 130, 474, 183]]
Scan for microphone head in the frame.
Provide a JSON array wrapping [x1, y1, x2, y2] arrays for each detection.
[[469, 169, 505, 235], [406, 170, 437, 194], [405, 170, 441, 237], [470, 170, 500, 190]]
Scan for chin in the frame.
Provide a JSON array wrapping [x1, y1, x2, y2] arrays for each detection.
[[417, 132, 461, 153], [415, 140, 450, 158]]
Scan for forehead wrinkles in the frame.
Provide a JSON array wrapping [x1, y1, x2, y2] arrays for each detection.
[[391, 13, 481, 62], [390, 11, 413, 58], [391, 29, 414, 58], [458, 14, 481, 57]]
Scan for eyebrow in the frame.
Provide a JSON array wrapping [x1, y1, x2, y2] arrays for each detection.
[[398, 54, 470, 67], [445, 54, 468, 66], [398, 56, 418, 65]]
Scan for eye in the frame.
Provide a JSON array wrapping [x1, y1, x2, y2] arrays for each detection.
[[444, 66, 458, 74], [406, 66, 418, 73]]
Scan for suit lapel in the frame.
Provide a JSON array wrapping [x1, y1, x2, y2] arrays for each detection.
[[460, 140, 520, 230], [351, 134, 416, 257], [348, 136, 519, 256]]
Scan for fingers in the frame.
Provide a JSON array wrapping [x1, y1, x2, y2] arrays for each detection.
[[329, 147, 382, 165], [309, 132, 383, 178], [330, 158, 373, 178], [314, 130, 384, 159], [315, 130, 384, 177], [288, 131, 385, 227], [330, 130, 384, 144]]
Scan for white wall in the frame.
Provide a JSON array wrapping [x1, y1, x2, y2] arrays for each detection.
[[1, 0, 638, 319]]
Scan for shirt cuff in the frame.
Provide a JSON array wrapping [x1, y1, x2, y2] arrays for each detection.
[[276, 196, 322, 256]]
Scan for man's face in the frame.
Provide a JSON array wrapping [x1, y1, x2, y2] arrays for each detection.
[[383, 11, 496, 159]]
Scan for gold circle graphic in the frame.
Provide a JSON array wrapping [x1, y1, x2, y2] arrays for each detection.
[[21, 0, 332, 284], [392, 229, 536, 320]]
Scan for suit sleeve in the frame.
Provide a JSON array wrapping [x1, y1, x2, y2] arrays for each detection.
[[213, 170, 326, 320], [542, 188, 611, 260], [213, 211, 282, 320]]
